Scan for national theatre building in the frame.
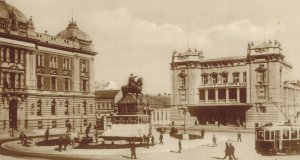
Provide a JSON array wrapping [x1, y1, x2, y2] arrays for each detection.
[[0, 1, 97, 130], [171, 41, 300, 128]]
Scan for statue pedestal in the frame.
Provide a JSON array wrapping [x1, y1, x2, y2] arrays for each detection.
[[103, 93, 150, 138]]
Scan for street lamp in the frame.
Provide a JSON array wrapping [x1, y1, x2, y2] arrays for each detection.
[[179, 105, 188, 139]]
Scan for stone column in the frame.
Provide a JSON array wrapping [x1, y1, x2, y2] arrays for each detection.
[[226, 88, 229, 103], [205, 89, 208, 103], [237, 88, 240, 103]]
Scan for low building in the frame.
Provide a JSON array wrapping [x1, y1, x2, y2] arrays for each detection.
[[95, 90, 119, 130], [147, 95, 171, 126]]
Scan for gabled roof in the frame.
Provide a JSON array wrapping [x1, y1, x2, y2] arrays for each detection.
[[95, 90, 119, 99]]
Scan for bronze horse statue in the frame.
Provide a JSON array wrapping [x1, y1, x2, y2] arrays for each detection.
[[121, 77, 143, 99]]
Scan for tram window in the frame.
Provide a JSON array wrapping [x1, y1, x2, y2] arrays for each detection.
[[283, 129, 289, 139], [271, 131, 275, 140], [256, 131, 264, 140], [265, 131, 270, 140], [291, 129, 298, 139]]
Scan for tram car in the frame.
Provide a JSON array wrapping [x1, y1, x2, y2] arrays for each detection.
[[255, 123, 300, 155]]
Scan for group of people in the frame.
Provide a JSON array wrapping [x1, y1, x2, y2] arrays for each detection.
[[19, 132, 30, 146], [224, 142, 236, 160], [142, 134, 155, 148], [57, 136, 72, 152]]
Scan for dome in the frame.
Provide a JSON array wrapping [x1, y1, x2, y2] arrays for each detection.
[[0, 0, 28, 23], [56, 21, 92, 42]]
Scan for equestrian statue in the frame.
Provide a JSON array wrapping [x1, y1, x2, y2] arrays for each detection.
[[121, 74, 143, 99]]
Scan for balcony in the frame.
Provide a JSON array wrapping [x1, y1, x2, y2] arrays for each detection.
[[1, 88, 27, 95], [199, 82, 246, 88]]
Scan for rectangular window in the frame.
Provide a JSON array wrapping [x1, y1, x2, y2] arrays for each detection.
[[52, 121, 57, 128], [240, 88, 247, 103], [218, 88, 226, 99], [283, 129, 289, 139], [63, 58, 71, 70], [81, 59, 88, 72], [265, 131, 270, 140], [37, 75, 43, 90], [202, 75, 208, 85], [208, 89, 215, 100], [199, 89, 205, 100], [243, 72, 247, 82], [51, 77, 57, 90], [291, 129, 297, 139], [36, 54, 44, 67], [38, 121, 43, 129], [82, 80, 88, 92], [258, 86, 265, 99], [64, 78, 70, 91], [50, 56, 58, 69], [65, 120, 70, 127], [229, 88, 237, 99], [233, 73, 240, 83], [211, 74, 218, 84]]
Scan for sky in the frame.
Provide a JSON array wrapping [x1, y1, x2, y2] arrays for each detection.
[[6, 0, 300, 94]]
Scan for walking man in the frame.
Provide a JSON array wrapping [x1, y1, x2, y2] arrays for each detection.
[[237, 132, 242, 142], [159, 133, 164, 144], [151, 135, 155, 146], [130, 142, 137, 159], [178, 139, 182, 153], [223, 142, 232, 160], [213, 134, 217, 147], [229, 143, 237, 160]]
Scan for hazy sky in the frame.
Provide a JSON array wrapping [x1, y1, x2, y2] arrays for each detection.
[[7, 0, 300, 94]]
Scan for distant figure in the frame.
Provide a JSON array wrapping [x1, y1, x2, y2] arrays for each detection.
[[213, 134, 217, 147], [159, 133, 164, 144], [201, 129, 205, 138], [223, 142, 232, 160], [146, 135, 150, 148], [45, 128, 49, 141], [94, 131, 99, 144], [178, 139, 182, 153], [229, 143, 236, 160], [237, 132, 242, 142], [130, 142, 137, 159], [85, 127, 90, 138], [19, 132, 25, 144], [58, 136, 63, 152], [151, 135, 154, 146], [66, 123, 72, 132]]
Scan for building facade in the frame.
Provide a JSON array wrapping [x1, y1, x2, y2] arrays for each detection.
[[95, 90, 119, 130], [0, 1, 97, 131], [171, 40, 300, 128]]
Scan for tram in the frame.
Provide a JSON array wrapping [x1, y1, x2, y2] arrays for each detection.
[[255, 122, 300, 155]]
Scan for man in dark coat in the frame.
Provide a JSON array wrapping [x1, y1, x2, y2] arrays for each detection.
[[19, 132, 25, 145], [130, 142, 137, 159], [159, 133, 163, 144], [237, 132, 242, 142], [223, 142, 232, 160], [151, 135, 155, 146], [229, 143, 237, 160]]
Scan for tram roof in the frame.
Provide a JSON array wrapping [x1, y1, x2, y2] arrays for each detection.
[[257, 123, 300, 130]]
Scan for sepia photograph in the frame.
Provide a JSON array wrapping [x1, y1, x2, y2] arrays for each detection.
[[0, 0, 300, 159]]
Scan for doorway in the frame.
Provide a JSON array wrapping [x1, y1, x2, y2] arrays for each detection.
[[9, 99, 18, 129]]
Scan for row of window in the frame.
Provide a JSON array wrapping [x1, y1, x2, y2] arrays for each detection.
[[36, 76, 89, 92], [37, 119, 88, 129], [36, 99, 93, 116], [1, 72, 25, 89], [198, 88, 247, 102], [36, 54, 87, 72], [257, 129, 300, 141], [153, 110, 168, 121], [96, 102, 113, 110], [201, 72, 247, 85], [0, 47, 25, 64]]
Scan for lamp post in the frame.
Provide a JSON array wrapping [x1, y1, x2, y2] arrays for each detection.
[[179, 105, 188, 139], [72, 105, 75, 132]]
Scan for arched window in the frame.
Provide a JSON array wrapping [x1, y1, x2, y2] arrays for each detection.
[[37, 99, 42, 116], [51, 99, 56, 115], [83, 100, 87, 115]]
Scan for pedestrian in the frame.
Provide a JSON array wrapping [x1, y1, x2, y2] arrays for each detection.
[[223, 142, 232, 160], [237, 132, 242, 142], [229, 143, 237, 160], [95, 131, 99, 144], [159, 133, 164, 144], [130, 142, 137, 159], [58, 136, 63, 152], [151, 135, 154, 146], [85, 126, 90, 138], [178, 139, 182, 153], [213, 134, 217, 147], [45, 127, 49, 141], [201, 129, 205, 138], [19, 132, 25, 145], [146, 135, 150, 148]]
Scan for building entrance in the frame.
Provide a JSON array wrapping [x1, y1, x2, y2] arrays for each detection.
[[9, 99, 18, 129], [190, 105, 250, 126]]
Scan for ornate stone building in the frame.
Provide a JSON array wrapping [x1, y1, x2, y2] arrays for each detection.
[[171, 40, 300, 128], [0, 1, 97, 131]]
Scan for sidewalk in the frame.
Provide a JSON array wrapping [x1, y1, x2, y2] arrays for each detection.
[[169, 125, 254, 133]]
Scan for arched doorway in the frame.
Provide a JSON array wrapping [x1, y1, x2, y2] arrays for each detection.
[[9, 99, 18, 129]]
